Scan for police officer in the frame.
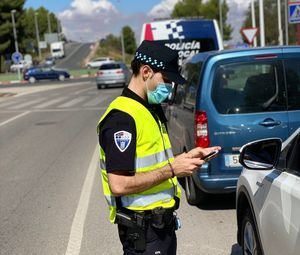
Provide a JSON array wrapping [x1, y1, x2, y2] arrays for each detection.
[[97, 40, 221, 254]]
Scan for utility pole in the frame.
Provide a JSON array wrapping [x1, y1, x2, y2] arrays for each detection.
[[251, 0, 257, 47], [11, 9, 21, 80], [121, 29, 125, 63], [278, 0, 284, 45], [259, 0, 265, 47], [34, 12, 42, 60], [47, 12, 52, 33], [219, 0, 224, 40], [57, 19, 61, 41], [285, 0, 289, 45]]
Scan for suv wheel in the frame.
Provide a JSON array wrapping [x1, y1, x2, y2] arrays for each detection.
[[29, 76, 36, 84], [242, 209, 263, 255], [185, 176, 207, 205]]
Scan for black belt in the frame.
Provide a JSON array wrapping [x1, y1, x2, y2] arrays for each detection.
[[116, 207, 175, 229]]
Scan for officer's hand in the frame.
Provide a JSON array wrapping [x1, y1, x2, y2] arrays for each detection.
[[187, 146, 221, 159], [171, 152, 204, 177]]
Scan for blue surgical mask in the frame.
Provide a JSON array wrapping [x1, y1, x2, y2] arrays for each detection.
[[147, 82, 173, 104]]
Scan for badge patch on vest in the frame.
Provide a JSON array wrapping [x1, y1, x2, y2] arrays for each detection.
[[114, 131, 132, 152]]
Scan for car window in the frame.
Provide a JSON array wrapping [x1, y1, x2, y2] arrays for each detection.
[[284, 59, 300, 110], [285, 134, 300, 174], [211, 61, 285, 114], [180, 62, 202, 106], [99, 63, 121, 70]]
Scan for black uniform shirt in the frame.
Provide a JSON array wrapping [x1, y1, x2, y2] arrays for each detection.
[[99, 87, 168, 175]]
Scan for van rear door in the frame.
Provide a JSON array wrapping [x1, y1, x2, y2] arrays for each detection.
[[282, 48, 300, 136], [204, 56, 289, 173]]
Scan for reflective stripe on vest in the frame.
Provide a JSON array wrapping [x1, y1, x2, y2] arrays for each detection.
[[104, 187, 174, 207], [100, 148, 173, 170], [136, 148, 173, 169]]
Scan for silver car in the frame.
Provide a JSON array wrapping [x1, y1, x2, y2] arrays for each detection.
[[96, 62, 131, 89], [236, 129, 300, 255]]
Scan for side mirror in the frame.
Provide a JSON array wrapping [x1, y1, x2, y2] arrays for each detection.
[[239, 138, 282, 170]]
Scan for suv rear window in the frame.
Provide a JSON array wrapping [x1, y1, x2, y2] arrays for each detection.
[[211, 62, 285, 114], [99, 64, 120, 70]]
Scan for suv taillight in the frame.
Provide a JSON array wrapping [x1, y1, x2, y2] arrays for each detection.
[[194, 111, 210, 148], [97, 71, 103, 76], [116, 70, 123, 74]]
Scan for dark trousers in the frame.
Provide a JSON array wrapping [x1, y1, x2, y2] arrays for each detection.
[[118, 222, 177, 255]]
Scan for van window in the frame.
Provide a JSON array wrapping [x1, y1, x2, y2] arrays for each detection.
[[284, 60, 300, 110], [212, 62, 285, 114], [181, 62, 202, 106]]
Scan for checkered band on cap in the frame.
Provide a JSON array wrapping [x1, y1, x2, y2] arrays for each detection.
[[134, 51, 165, 69]]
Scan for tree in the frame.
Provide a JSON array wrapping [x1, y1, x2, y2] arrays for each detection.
[[21, 7, 62, 55], [243, 0, 297, 45], [171, 0, 232, 40], [122, 26, 137, 54], [0, 0, 25, 72]]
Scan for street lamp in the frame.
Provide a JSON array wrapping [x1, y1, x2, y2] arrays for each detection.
[[219, 0, 224, 40], [11, 9, 21, 80], [34, 12, 42, 60], [47, 12, 52, 34]]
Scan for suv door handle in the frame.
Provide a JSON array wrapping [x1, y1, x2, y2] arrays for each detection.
[[259, 119, 281, 127]]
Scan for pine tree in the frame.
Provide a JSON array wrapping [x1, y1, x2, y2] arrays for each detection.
[[0, 0, 25, 72]]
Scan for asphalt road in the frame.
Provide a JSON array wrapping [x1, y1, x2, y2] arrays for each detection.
[[0, 81, 242, 255], [55, 42, 92, 70]]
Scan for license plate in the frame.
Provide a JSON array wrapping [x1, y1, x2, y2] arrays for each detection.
[[104, 80, 115, 84], [225, 154, 241, 168]]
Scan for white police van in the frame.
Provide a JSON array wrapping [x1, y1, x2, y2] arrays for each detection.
[[140, 18, 223, 65]]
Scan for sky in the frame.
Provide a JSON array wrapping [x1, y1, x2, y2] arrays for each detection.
[[24, 0, 250, 43]]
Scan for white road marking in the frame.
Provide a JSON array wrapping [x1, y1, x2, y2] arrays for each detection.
[[82, 95, 111, 107], [34, 96, 68, 109], [73, 87, 94, 95], [0, 111, 31, 127], [65, 144, 99, 255], [9, 98, 45, 110], [58, 96, 88, 108]]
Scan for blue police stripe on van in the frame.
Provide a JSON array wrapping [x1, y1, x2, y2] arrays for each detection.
[[114, 131, 132, 152]]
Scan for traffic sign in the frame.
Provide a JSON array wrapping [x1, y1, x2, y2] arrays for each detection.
[[241, 28, 258, 45], [11, 52, 23, 64], [289, 3, 300, 23]]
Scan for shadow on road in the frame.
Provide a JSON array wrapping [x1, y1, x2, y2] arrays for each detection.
[[230, 244, 242, 255], [197, 193, 236, 211]]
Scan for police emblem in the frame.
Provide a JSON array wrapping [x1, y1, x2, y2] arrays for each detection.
[[114, 131, 132, 152]]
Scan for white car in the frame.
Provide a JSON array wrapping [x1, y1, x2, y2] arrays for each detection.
[[10, 60, 32, 72], [85, 57, 114, 69], [236, 128, 300, 255]]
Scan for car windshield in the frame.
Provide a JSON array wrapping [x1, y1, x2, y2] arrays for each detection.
[[99, 63, 121, 70]]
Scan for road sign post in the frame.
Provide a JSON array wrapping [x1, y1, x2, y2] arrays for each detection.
[[11, 52, 23, 81]]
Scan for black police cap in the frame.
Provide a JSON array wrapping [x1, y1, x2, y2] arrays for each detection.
[[134, 40, 186, 84]]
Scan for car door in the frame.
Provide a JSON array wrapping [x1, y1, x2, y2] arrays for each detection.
[[206, 56, 289, 174], [282, 49, 300, 135], [166, 61, 202, 155], [257, 130, 300, 255]]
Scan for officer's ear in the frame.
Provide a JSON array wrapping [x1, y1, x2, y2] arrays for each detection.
[[140, 65, 153, 81]]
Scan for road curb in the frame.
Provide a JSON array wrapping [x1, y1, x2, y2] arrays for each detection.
[[0, 74, 96, 86]]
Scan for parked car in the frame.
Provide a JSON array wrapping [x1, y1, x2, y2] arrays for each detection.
[[10, 60, 32, 72], [23, 67, 70, 83], [86, 57, 114, 69], [166, 46, 300, 205], [236, 129, 300, 255], [96, 62, 131, 89]]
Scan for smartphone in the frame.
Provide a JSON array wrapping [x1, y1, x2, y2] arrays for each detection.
[[202, 150, 219, 162]]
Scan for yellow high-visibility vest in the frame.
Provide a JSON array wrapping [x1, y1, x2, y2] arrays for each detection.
[[97, 96, 181, 223]]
